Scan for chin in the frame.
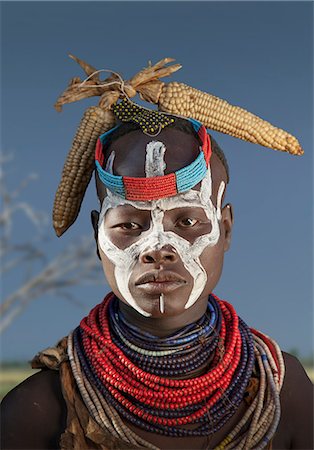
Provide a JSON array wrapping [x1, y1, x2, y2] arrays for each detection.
[[134, 295, 187, 318], [150, 304, 188, 318]]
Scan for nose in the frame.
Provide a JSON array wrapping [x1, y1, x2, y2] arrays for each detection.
[[140, 245, 178, 265]]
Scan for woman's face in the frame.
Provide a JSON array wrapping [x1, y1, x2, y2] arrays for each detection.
[[94, 128, 232, 320]]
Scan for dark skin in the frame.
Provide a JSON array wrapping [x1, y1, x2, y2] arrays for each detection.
[[1, 129, 313, 449], [95, 129, 230, 329]]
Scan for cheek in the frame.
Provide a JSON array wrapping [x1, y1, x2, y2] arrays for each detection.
[[199, 242, 225, 287], [105, 229, 144, 250], [99, 248, 139, 311], [99, 249, 119, 291]]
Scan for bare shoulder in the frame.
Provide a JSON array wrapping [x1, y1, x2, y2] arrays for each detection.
[[1, 369, 66, 449], [274, 351, 313, 449], [281, 351, 313, 392]]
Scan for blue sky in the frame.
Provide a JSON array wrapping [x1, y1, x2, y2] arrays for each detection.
[[1, 1, 313, 360]]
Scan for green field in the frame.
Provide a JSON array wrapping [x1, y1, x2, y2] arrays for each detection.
[[306, 368, 314, 382], [1, 365, 313, 401], [0, 367, 39, 400]]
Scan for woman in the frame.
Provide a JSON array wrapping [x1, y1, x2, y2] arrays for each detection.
[[1, 59, 312, 450]]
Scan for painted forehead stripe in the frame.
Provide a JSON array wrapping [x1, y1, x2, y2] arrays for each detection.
[[95, 119, 212, 202]]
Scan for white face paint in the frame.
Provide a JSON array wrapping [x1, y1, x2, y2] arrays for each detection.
[[105, 150, 115, 174], [98, 140, 225, 317], [159, 293, 165, 314], [145, 141, 167, 177]]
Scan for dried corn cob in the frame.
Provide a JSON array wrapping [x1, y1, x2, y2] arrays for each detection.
[[141, 81, 303, 155], [53, 107, 115, 237]]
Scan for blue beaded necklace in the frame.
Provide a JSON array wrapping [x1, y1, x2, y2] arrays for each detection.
[[73, 294, 256, 437], [109, 296, 222, 377]]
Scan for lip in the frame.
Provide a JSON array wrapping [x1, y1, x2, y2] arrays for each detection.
[[135, 271, 186, 294]]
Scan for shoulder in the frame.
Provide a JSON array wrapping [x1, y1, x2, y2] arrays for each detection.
[[282, 351, 313, 388], [1, 368, 66, 449], [281, 351, 313, 406], [278, 352, 313, 449]]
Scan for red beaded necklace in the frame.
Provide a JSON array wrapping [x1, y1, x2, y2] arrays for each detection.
[[79, 293, 243, 428]]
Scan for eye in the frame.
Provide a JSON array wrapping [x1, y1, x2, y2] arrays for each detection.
[[177, 217, 199, 228], [116, 222, 141, 231]]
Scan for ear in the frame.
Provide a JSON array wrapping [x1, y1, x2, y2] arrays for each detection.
[[91, 210, 101, 260], [221, 203, 233, 252]]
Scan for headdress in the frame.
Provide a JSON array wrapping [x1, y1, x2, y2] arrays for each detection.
[[53, 55, 303, 237]]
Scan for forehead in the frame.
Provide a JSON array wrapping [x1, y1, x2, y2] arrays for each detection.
[[104, 127, 200, 178]]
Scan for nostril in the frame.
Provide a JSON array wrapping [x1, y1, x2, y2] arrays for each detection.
[[141, 247, 178, 264], [144, 255, 155, 263]]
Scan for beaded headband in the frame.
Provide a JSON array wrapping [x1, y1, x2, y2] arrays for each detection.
[[95, 117, 211, 201]]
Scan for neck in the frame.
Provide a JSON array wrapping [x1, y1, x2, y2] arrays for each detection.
[[118, 296, 209, 337], [111, 294, 219, 380]]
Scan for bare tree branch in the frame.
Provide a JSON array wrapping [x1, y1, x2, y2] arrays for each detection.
[[0, 153, 103, 333]]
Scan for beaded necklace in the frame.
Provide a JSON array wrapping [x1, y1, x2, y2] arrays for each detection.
[[108, 296, 221, 377], [68, 293, 284, 448]]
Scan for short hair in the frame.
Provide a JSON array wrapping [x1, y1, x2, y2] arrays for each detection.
[[104, 117, 230, 183]]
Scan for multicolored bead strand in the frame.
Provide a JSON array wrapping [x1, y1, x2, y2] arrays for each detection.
[[67, 292, 284, 447], [68, 330, 159, 449], [73, 294, 252, 435], [108, 297, 221, 377]]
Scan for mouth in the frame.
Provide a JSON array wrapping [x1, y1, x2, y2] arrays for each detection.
[[135, 271, 187, 294]]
